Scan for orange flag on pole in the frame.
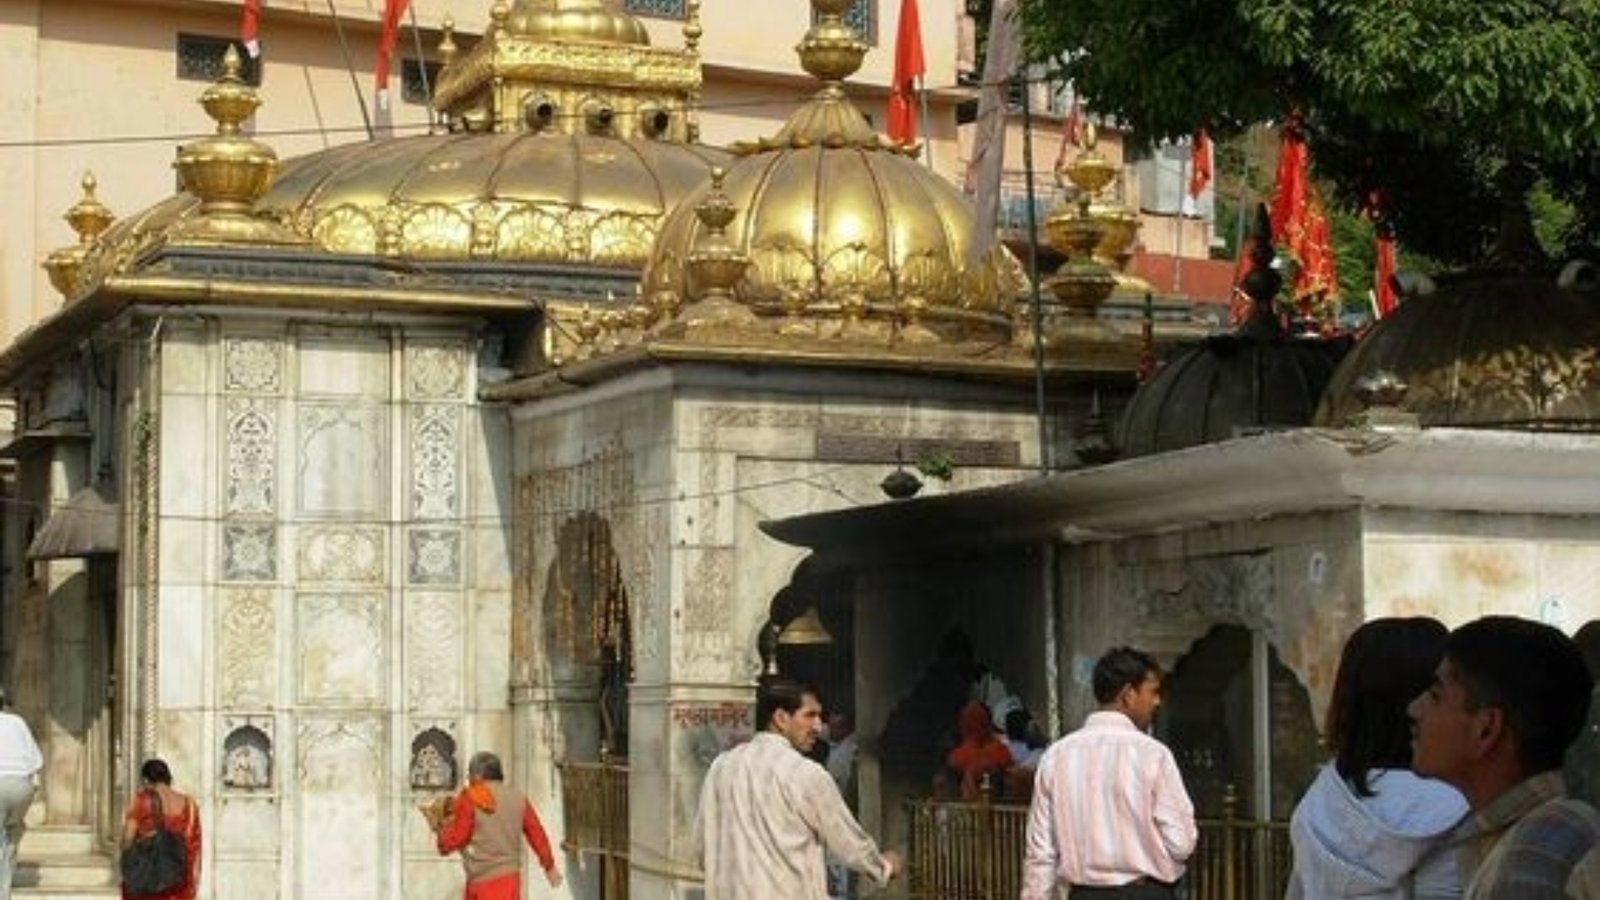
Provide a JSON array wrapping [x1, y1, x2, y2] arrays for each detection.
[[888, 0, 926, 143], [375, 0, 410, 110], [1271, 115, 1340, 326], [1189, 129, 1213, 199], [242, 0, 263, 58]]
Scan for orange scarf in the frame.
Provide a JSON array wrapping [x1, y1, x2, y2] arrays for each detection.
[[464, 779, 496, 813]]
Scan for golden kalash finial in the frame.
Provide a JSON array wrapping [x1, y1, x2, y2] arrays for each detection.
[[1041, 123, 1118, 339], [680, 167, 758, 330], [171, 46, 301, 245], [439, 16, 458, 69], [43, 171, 117, 299], [799, 0, 869, 86]]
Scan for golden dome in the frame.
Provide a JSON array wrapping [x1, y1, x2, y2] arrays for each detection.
[[507, 0, 651, 46], [640, 0, 1021, 343]]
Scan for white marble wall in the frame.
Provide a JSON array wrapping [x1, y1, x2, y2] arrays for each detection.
[[511, 366, 1046, 900], [150, 318, 512, 900]]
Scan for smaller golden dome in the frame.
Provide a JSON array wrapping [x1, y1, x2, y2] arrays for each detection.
[[507, 0, 650, 47]]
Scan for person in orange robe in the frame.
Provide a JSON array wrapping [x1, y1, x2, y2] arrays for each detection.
[[432, 751, 562, 900], [946, 700, 1014, 801]]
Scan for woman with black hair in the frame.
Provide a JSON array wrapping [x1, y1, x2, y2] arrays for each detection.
[[120, 759, 201, 900], [1285, 618, 1468, 899]]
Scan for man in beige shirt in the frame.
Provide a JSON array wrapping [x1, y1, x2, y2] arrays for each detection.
[[696, 677, 901, 900]]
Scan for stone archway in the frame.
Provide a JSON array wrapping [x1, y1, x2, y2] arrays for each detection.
[[1159, 624, 1320, 819], [541, 511, 632, 756]]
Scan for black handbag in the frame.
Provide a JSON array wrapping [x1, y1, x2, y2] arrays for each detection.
[[120, 790, 190, 896]]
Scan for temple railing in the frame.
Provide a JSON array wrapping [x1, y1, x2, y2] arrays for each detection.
[[905, 788, 1289, 900], [558, 759, 631, 900]]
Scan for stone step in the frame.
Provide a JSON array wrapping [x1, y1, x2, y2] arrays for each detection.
[[19, 826, 101, 858], [14, 854, 119, 889], [13, 889, 121, 900]]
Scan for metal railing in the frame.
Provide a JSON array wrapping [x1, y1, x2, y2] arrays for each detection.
[[905, 789, 1289, 900], [558, 759, 631, 900]]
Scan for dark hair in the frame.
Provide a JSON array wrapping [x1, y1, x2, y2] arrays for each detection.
[[756, 676, 817, 730], [1448, 616, 1594, 774], [140, 758, 173, 786], [1326, 617, 1448, 795], [467, 751, 504, 782], [1004, 708, 1031, 741], [1092, 647, 1160, 704]]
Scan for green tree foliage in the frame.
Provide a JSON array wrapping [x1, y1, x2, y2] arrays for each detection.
[[1020, 0, 1600, 263]]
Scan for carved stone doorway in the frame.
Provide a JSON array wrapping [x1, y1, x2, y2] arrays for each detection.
[[1158, 624, 1321, 820]]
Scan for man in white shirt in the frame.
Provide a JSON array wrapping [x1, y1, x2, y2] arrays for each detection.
[[696, 678, 901, 900], [1022, 646, 1197, 900], [0, 687, 42, 900]]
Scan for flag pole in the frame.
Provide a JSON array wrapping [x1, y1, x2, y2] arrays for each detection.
[[1175, 141, 1188, 295], [919, 76, 932, 169], [1019, 70, 1051, 475], [406, 2, 436, 131], [325, 0, 374, 140]]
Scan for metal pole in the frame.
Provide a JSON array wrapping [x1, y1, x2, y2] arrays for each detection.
[[1019, 71, 1051, 474], [1175, 141, 1188, 295], [325, 0, 375, 140], [406, 1, 436, 130], [919, 76, 933, 169]]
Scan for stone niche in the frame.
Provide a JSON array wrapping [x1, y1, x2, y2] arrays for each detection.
[[221, 718, 274, 791], [409, 726, 459, 792]]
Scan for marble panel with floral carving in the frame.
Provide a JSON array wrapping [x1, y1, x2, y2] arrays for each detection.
[[296, 593, 387, 705], [406, 529, 460, 586], [222, 525, 277, 582], [296, 404, 387, 518], [298, 525, 387, 585], [410, 404, 460, 520], [296, 716, 385, 900], [218, 589, 275, 708], [405, 342, 468, 401], [223, 336, 282, 394], [225, 397, 276, 517], [404, 592, 462, 711]]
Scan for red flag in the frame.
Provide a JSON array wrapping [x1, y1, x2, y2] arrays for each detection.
[[1375, 230, 1399, 317], [1052, 96, 1085, 174], [1271, 116, 1340, 325], [887, 0, 926, 143], [242, 0, 262, 58], [1188, 129, 1213, 199], [375, 0, 410, 110]]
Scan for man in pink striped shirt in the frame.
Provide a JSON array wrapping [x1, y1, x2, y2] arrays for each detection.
[[1021, 647, 1197, 900]]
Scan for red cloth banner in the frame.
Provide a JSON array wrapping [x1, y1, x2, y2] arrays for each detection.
[[888, 0, 926, 143], [1189, 129, 1213, 199], [1271, 117, 1340, 324], [242, 0, 262, 58], [375, 0, 410, 110]]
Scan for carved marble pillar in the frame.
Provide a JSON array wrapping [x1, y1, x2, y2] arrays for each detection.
[[41, 439, 92, 824]]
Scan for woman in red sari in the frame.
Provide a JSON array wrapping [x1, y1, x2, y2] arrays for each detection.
[[120, 759, 201, 900]]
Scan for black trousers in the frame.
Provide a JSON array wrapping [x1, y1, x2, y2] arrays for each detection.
[[1068, 879, 1177, 900]]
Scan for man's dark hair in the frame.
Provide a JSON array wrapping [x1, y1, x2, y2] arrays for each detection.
[[1326, 617, 1448, 796], [140, 758, 174, 786], [467, 751, 505, 782], [1092, 646, 1160, 705], [1448, 616, 1594, 774], [756, 676, 818, 730]]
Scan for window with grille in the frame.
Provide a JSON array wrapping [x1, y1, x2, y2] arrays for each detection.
[[814, 0, 878, 45], [624, 0, 688, 19], [402, 59, 443, 106], [176, 33, 262, 86]]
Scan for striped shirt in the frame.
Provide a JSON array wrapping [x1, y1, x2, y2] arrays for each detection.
[[1455, 772, 1600, 900], [695, 732, 892, 900], [1021, 711, 1197, 899]]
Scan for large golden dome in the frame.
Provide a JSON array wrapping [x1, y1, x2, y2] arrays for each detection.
[[508, 0, 651, 45], [640, 0, 1021, 343]]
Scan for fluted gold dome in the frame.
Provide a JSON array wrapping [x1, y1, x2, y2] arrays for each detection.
[[508, 0, 651, 46], [640, 0, 1021, 343]]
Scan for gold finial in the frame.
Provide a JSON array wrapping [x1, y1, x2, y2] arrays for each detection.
[[684, 0, 703, 54], [680, 168, 758, 329], [439, 16, 458, 68], [490, 2, 510, 37], [170, 45, 301, 245], [798, 0, 868, 85], [43, 172, 117, 299], [65, 172, 115, 245]]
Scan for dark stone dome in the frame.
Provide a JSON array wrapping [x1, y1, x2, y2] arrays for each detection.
[[1117, 328, 1348, 458], [1314, 266, 1600, 430]]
